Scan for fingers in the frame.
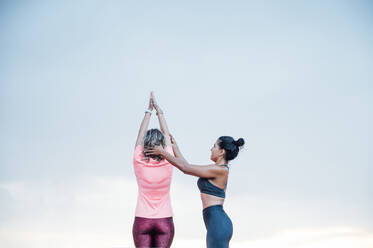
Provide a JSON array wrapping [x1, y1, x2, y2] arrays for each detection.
[[145, 152, 160, 156], [144, 146, 164, 156], [144, 148, 157, 155], [148, 93, 154, 108], [152, 93, 158, 104]]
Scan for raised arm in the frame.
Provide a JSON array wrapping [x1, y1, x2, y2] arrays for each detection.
[[164, 152, 224, 178], [145, 138, 227, 179], [135, 93, 153, 147], [151, 92, 171, 146], [169, 134, 187, 160]]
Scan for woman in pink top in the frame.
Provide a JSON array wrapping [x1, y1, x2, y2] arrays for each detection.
[[132, 92, 175, 248]]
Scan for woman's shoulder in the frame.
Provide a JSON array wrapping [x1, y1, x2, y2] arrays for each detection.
[[214, 164, 229, 174]]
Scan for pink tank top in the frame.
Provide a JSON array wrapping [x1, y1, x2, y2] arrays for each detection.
[[133, 145, 174, 218]]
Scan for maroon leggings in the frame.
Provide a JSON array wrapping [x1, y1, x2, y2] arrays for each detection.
[[132, 216, 174, 248]]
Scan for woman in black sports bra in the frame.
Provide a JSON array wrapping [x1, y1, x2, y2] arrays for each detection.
[[146, 133, 244, 248]]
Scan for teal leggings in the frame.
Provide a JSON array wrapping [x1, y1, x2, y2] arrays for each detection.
[[203, 205, 233, 248]]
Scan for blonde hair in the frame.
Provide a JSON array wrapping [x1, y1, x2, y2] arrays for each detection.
[[143, 128, 165, 161]]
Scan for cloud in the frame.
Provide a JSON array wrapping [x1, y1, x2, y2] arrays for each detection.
[[231, 227, 373, 248], [1, 176, 373, 248], [0, 175, 204, 247], [0, 176, 136, 248]]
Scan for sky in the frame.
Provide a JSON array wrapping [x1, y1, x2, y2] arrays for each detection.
[[1, 1, 373, 247]]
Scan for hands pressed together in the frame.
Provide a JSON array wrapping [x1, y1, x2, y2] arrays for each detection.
[[147, 91, 162, 113]]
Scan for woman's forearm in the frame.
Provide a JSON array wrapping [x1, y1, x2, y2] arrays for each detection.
[[139, 112, 151, 133], [135, 112, 151, 145], [156, 109, 170, 135], [162, 150, 189, 173], [172, 143, 187, 161]]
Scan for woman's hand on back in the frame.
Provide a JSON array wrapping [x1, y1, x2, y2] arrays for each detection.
[[145, 146, 166, 157]]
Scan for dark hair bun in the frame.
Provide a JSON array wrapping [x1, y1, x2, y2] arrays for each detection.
[[234, 138, 245, 147], [218, 136, 244, 161]]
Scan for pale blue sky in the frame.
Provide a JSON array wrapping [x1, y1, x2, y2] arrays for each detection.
[[1, 1, 373, 247]]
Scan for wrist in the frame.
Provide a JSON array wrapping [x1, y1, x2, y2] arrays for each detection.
[[145, 109, 152, 115]]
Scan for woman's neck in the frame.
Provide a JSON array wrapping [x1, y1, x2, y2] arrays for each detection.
[[216, 157, 228, 166]]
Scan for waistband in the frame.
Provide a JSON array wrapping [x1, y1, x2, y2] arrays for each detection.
[[203, 204, 224, 214], [135, 216, 173, 220]]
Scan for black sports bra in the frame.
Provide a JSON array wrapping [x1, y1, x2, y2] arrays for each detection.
[[197, 164, 229, 198]]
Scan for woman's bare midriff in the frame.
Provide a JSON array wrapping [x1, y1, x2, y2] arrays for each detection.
[[201, 193, 225, 209]]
